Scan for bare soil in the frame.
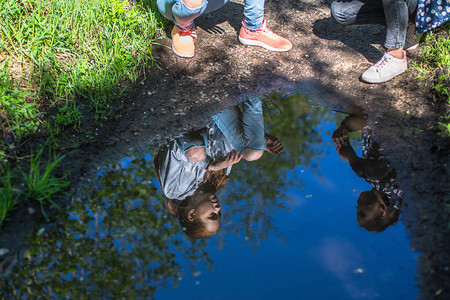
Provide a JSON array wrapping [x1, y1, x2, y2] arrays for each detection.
[[1, 0, 449, 298]]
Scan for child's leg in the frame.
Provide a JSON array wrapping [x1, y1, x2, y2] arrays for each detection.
[[212, 107, 248, 152], [240, 98, 265, 161], [243, 0, 264, 30], [157, 0, 207, 31], [241, 98, 265, 152], [157, 0, 229, 31]]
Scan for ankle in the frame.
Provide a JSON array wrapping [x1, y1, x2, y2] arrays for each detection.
[[386, 48, 404, 59], [182, 0, 204, 9]]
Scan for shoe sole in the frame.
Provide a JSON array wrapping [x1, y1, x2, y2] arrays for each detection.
[[360, 68, 407, 84], [238, 36, 292, 52], [404, 43, 419, 52], [172, 44, 194, 58]]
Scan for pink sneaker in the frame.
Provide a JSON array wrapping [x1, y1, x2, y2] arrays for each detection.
[[238, 20, 292, 52], [172, 26, 197, 58]]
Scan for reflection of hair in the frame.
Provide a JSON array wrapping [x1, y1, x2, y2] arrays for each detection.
[[177, 193, 217, 239], [357, 191, 400, 233], [168, 170, 228, 239]]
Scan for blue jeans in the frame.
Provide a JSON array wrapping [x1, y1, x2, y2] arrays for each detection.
[[331, 0, 418, 49], [212, 98, 265, 153], [157, 0, 264, 31]]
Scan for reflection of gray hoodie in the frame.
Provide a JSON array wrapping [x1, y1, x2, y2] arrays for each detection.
[[157, 124, 233, 200]]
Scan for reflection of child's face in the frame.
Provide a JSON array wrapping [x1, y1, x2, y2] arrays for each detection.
[[356, 192, 381, 222], [185, 147, 206, 162], [195, 193, 222, 232]]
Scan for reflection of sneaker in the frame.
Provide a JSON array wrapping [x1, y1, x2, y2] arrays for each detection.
[[172, 26, 196, 58], [361, 51, 407, 84], [404, 22, 422, 51], [238, 20, 292, 52]]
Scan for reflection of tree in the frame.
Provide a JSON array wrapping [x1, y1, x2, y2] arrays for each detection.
[[216, 93, 340, 247], [2, 156, 211, 298]]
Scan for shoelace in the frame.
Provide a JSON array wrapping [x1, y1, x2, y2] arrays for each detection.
[[257, 27, 278, 39], [179, 30, 197, 39], [373, 54, 392, 72], [242, 20, 279, 39]]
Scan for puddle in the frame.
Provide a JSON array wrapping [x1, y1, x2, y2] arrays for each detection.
[[1, 93, 418, 299]]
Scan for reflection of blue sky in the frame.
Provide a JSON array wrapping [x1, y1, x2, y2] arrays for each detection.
[[155, 114, 418, 300]]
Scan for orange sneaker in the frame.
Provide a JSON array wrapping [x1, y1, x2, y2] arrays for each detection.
[[238, 20, 292, 52], [172, 26, 197, 58]]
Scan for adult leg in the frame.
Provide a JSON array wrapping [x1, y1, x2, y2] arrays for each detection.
[[331, 0, 385, 26], [361, 0, 418, 83], [382, 0, 418, 51]]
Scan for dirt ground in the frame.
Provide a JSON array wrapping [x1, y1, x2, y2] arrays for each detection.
[[1, 0, 449, 298]]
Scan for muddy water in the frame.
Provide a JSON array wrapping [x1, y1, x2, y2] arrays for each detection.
[[1, 94, 418, 299]]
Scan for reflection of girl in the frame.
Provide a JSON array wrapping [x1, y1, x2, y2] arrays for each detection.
[[333, 114, 402, 232], [164, 170, 230, 238], [156, 98, 283, 238]]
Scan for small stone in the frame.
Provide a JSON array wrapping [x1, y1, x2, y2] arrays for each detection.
[[0, 248, 9, 256], [28, 207, 36, 215]]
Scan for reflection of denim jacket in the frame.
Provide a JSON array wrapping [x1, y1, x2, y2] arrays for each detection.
[[158, 124, 233, 200], [415, 0, 450, 33]]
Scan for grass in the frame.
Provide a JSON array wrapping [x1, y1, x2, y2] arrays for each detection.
[[0, 146, 69, 226], [414, 23, 450, 137], [0, 168, 18, 225], [0, 0, 163, 226], [0, 0, 161, 138], [22, 148, 70, 220]]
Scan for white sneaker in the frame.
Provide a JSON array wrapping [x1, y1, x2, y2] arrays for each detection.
[[404, 22, 422, 51], [361, 51, 407, 84]]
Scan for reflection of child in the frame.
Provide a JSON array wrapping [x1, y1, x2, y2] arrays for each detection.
[[156, 98, 283, 238], [333, 114, 402, 232], [165, 170, 229, 238]]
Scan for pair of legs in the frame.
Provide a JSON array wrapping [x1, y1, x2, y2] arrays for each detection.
[[212, 98, 266, 161], [157, 0, 263, 32], [331, 0, 419, 83], [157, 0, 292, 57]]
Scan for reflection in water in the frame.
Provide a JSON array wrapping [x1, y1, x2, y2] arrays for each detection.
[[332, 111, 402, 232], [2, 156, 212, 298], [0, 93, 417, 299], [156, 98, 282, 238]]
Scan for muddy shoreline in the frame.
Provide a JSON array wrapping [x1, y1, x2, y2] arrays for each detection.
[[1, 0, 449, 298]]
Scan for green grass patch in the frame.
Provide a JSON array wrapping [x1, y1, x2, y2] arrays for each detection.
[[22, 148, 70, 220], [0, 168, 19, 226], [414, 23, 450, 137], [0, 65, 40, 140], [0, 0, 161, 139]]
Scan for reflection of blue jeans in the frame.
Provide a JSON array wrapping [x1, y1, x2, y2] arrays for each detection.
[[176, 128, 208, 155], [212, 98, 265, 152], [157, 0, 264, 31], [331, 0, 418, 48]]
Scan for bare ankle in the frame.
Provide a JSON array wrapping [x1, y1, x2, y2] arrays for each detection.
[[387, 48, 404, 59], [183, 0, 204, 9]]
